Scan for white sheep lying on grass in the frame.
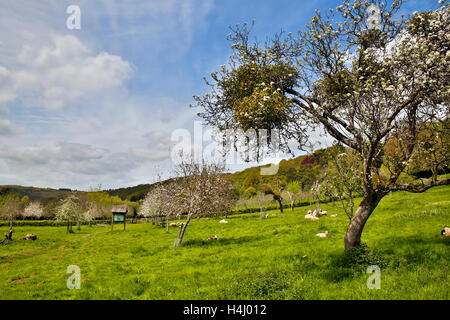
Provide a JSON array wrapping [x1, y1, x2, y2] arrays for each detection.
[[219, 219, 228, 224], [316, 231, 329, 238], [305, 214, 319, 221]]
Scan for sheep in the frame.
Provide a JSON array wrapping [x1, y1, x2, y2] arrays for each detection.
[[219, 219, 228, 224], [319, 210, 328, 216], [305, 214, 313, 220], [316, 231, 329, 238], [307, 210, 312, 215], [207, 235, 218, 241], [169, 222, 178, 227], [441, 227, 450, 237], [331, 214, 338, 218], [311, 216, 319, 221]]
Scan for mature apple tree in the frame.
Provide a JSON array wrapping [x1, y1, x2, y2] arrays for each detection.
[[193, 0, 449, 250]]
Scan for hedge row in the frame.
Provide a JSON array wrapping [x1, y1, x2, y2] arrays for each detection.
[[0, 219, 112, 227], [231, 199, 334, 215]]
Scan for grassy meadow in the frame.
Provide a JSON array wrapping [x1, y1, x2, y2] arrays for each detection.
[[0, 185, 448, 300]]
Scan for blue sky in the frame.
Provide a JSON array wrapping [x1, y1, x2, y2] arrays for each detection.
[[0, 0, 439, 190]]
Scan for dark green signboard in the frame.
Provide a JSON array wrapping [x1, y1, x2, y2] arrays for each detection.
[[113, 213, 125, 223]]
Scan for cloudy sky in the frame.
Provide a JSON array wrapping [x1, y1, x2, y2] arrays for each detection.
[[0, 0, 436, 190]]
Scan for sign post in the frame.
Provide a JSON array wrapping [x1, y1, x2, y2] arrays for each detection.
[[111, 205, 128, 231]]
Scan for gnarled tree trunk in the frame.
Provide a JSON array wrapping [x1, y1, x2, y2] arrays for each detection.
[[344, 192, 383, 251]]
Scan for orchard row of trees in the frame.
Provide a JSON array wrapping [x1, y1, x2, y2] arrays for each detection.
[[0, 190, 138, 240]]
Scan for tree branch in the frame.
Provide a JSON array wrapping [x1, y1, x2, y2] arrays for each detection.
[[389, 179, 450, 193]]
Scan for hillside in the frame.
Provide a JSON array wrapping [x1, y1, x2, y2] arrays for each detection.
[[0, 186, 72, 205]]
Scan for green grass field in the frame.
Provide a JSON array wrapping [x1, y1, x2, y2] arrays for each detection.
[[0, 186, 449, 300]]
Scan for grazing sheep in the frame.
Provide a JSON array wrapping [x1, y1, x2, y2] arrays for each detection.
[[219, 219, 228, 224], [331, 214, 338, 218], [441, 227, 450, 237], [207, 235, 218, 241], [316, 231, 329, 238], [169, 222, 178, 227]]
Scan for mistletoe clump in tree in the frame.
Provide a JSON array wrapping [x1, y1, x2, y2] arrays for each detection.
[[194, 0, 450, 250]]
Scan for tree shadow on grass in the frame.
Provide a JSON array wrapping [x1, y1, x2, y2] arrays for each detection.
[[182, 235, 266, 247], [321, 235, 449, 283], [374, 235, 449, 266], [376, 234, 449, 248]]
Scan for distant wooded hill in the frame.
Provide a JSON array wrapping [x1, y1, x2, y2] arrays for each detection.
[[1, 145, 443, 203]]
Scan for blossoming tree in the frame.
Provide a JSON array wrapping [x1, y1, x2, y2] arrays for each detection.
[[23, 201, 44, 220], [171, 157, 233, 247], [55, 193, 82, 233]]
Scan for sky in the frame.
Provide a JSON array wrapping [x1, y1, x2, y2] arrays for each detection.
[[0, 0, 439, 190]]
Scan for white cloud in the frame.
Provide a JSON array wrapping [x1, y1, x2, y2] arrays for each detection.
[[1, 35, 133, 110], [131, 130, 174, 161], [0, 142, 140, 188]]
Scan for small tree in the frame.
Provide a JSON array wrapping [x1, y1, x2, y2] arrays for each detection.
[[84, 202, 100, 227], [285, 181, 302, 211], [257, 191, 271, 218], [55, 194, 82, 233], [261, 183, 284, 213], [23, 201, 44, 220], [310, 181, 321, 212], [140, 185, 166, 227], [171, 157, 233, 247], [321, 146, 364, 220], [0, 194, 22, 240]]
